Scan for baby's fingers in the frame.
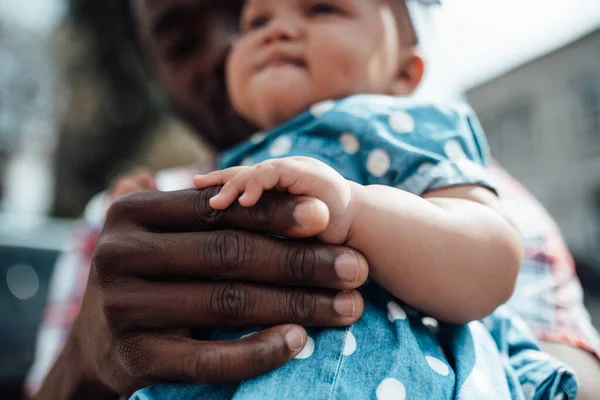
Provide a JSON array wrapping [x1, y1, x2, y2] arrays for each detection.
[[238, 180, 265, 207], [193, 167, 247, 189], [209, 180, 247, 210]]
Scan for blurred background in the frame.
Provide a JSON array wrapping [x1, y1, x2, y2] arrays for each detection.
[[0, 0, 599, 397]]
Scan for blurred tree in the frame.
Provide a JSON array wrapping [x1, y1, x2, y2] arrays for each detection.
[[51, 0, 162, 217]]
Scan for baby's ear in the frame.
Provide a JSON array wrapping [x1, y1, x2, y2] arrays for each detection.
[[389, 51, 425, 96]]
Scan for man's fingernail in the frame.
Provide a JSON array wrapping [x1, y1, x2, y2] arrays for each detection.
[[335, 253, 359, 283], [334, 292, 356, 318], [293, 201, 314, 228], [284, 327, 304, 352]]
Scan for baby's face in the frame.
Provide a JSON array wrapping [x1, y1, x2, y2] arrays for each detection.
[[227, 0, 415, 129]]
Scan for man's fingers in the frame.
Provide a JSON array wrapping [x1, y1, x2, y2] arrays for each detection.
[[102, 230, 367, 289], [106, 189, 329, 237], [146, 325, 307, 384], [111, 179, 141, 200], [123, 282, 364, 329], [137, 173, 157, 190]]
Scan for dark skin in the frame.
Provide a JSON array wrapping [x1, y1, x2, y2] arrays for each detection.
[[36, 0, 600, 398], [37, 188, 368, 399]]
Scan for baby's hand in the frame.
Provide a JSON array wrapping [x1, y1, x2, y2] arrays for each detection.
[[109, 167, 157, 202], [193, 157, 357, 244]]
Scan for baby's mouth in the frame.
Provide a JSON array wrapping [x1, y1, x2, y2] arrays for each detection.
[[259, 50, 306, 71], [265, 58, 305, 68]]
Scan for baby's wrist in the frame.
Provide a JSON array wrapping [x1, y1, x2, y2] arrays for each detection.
[[346, 181, 368, 242]]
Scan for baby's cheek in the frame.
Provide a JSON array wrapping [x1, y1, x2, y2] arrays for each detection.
[[226, 47, 250, 117]]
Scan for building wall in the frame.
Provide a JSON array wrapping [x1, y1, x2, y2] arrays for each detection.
[[467, 28, 600, 260]]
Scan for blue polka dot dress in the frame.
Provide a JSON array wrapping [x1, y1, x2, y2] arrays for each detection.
[[131, 95, 578, 400]]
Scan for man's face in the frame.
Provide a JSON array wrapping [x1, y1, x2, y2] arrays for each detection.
[[133, 0, 253, 150], [228, 0, 410, 129]]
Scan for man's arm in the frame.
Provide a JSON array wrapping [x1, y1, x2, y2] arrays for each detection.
[[36, 334, 117, 400], [541, 342, 600, 400], [487, 162, 600, 399]]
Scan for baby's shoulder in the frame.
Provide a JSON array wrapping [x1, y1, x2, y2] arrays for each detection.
[[319, 95, 480, 138], [333, 95, 475, 120]]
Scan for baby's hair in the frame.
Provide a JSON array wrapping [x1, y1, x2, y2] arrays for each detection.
[[391, 0, 420, 46]]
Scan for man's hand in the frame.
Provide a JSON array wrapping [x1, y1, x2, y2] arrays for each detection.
[[109, 167, 157, 201], [37, 188, 367, 398]]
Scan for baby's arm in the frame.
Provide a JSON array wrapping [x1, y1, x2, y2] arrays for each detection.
[[195, 157, 523, 324], [348, 183, 523, 324]]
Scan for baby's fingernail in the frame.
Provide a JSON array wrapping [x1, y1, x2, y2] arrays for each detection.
[[209, 195, 221, 208], [293, 201, 314, 228], [334, 291, 356, 318], [335, 253, 359, 283]]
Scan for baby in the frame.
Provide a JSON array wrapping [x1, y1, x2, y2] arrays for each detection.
[[195, 0, 522, 321], [132, 0, 579, 398]]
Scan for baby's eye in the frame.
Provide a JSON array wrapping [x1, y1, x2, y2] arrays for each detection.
[[245, 15, 270, 31], [309, 2, 339, 15]]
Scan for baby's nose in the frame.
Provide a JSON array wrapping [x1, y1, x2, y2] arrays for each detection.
[[262, 17, 303, 44]]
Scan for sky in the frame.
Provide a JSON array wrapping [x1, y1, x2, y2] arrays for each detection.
[[1, 0, 600, 95], [427, 0, 600, 95]]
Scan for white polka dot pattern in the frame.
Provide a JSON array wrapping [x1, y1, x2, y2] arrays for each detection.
[[426, 356, 449, 376], [367, 149, 391, 177], [340, 133, 360, 155], [250, 132, 266, 144], [295, 336, 315, 359], [310, 100, 335, 117], [376, 378, 406, 400], [343, 331, 357, 356], [389, 111, 415, 134], [269, 135, 293, 157], [444, 139, 468, 161], [387, 301, 407, 321], [422, 317, 439, 331], [240, 157, 254, 167]]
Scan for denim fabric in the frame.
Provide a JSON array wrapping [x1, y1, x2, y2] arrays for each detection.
[[131, 96, 578, 399]]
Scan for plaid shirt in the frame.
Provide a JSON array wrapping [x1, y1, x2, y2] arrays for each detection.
[[25, 162, 600, 395]]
